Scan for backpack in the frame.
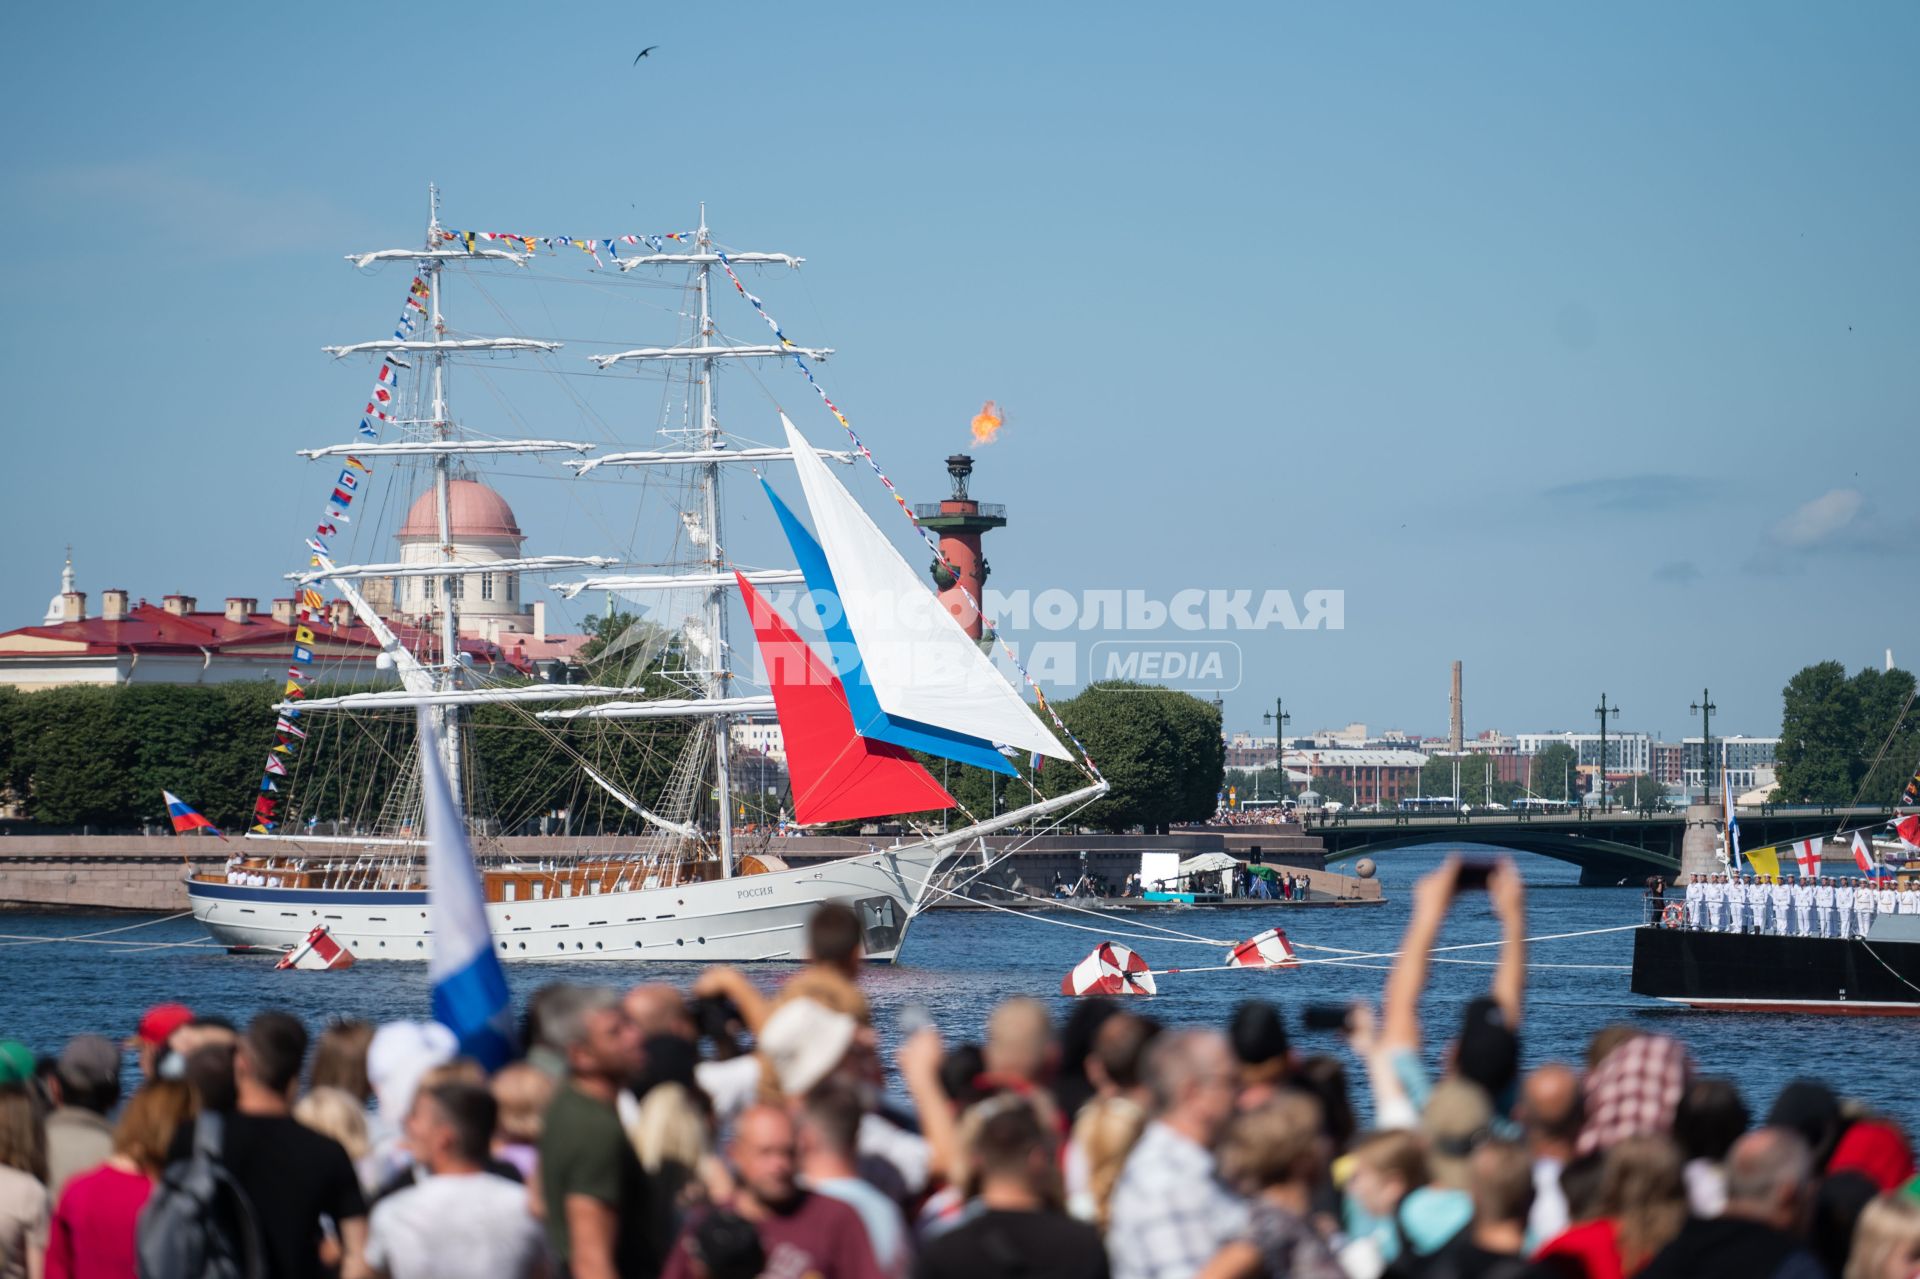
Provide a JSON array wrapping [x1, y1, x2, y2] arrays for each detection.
[[137, 1111, 267, 1279]]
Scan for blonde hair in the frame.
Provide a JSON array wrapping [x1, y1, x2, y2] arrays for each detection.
[[1070, 1095, 1148, 1230], [419, 1058, 486, 1091], [491, 1063, 555, 1146], [625, 1082, 711, 1175], [1844, 1194, 1920, 1279], [294, 1086, 371, 1163], [1347, 1128, 1428, 1192], [114, 1081, 195, 1173], [1219, 1093, 1324, 1192], [1599, 1134, 1687, 1273]]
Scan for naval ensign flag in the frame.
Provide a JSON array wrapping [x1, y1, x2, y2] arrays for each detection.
[[419, 709, 514, 1069]]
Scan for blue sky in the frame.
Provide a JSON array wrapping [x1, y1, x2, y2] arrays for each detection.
[[3, 2, 1915, 743]]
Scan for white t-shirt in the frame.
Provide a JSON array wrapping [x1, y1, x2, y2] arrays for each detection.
[[365, 1171, 544, 1279], [694, 1055, 762, 1133]]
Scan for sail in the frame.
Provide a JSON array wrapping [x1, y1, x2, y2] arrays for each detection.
[[780, 415, 1069, 761], [762, 480, 1013, 775], [737, 575, 955, 823]]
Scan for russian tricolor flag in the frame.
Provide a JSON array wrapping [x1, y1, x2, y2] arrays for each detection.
[[418, 710, 514, 1070], [163, 791, 226, 840]]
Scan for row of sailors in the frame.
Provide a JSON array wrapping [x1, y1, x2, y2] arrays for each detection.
[[1683, 873, 1919, 936]]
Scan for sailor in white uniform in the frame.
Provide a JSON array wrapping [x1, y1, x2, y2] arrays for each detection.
[[1835, 878, 1856, 938], [1702, 875, 1722, 930], [1857, 880, 1879, 935], [1876, 881, 1899, 923], [1768, 875, 1792, 935], [1793, 875, 1816, 937], [1684, 875, 1704, 929], [1725, 874, 1745, 933], [1900, 883, 1920, 915], [1815, 876, 1839, 937]]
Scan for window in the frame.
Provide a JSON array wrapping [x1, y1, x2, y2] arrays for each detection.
[[506, 575, 517, 602], [481, 573, 495, 602]]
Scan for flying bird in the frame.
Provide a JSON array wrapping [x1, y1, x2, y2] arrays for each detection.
[[633, 45, 659, 63]]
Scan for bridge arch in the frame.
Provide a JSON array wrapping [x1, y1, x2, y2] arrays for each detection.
[[1319, 828, 1677, 885]]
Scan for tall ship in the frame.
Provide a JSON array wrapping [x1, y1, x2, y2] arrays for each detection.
[[187, 195, 1105, 963]]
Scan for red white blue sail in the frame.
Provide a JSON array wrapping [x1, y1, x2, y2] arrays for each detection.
[[777, 413, 1069, 764]]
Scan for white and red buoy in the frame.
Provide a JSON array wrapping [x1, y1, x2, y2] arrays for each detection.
[[1061, 941, 1157, 996], [1226, 927, 1299, 969], [275, 925, 356, 971]]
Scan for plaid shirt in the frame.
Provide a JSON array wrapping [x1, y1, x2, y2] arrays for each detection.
[[1106, 1121, 1248, 1279]]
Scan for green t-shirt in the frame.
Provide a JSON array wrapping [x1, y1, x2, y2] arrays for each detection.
[[539, 1084, 658, 1278]]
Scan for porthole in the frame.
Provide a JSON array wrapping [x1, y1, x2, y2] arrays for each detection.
[[595, 941, 603, 949], [518, 942, 526, 950], [676, 939, 684, 947], [698, 937, 706, 945]]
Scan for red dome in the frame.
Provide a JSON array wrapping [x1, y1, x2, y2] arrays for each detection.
[[397, 479, 523, 541]]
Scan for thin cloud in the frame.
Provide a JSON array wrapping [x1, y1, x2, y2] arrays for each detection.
[[1543, 474, 1714, 513], [1745, 487, 1906, 574]]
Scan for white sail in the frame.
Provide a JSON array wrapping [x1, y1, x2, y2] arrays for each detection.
[[300, 441, 596, 459], [781, 414, 1068, 761], [569, 446, 854, 475], [540, 695, 776, 722], [590, 343, 830, 368], [552, 568, 804, 600]]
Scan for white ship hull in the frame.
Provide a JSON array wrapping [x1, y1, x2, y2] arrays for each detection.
[[188, 841, 951, 964]]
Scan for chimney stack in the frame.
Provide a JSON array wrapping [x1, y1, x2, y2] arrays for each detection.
[[161, 595, 196, 617], [224, 598, 257, 624], [1449, 661, 1463, 754], [60, 591, 87, 623], [271, 598, 295, 625], [329, 599, 354, 628], [533, 600, 547, 644], [101, 589, 130, 621]]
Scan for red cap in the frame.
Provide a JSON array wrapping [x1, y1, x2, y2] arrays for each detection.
[[132, 1003, 195, 1048]]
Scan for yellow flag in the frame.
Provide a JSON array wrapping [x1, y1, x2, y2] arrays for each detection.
[[294, 626, 315, 646], [1744, 844, 1782, 878]]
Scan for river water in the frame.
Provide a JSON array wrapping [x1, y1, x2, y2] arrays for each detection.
[[3, 847, 1913, 1133]]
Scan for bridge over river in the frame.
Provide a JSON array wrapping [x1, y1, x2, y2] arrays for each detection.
[[1307, 805, 1900, 885]]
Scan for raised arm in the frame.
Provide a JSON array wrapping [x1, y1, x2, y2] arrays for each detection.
[[1487, 858, 1527, 1030], [692, 965, 771, 1034], [1380, 856, 1461, 1052]]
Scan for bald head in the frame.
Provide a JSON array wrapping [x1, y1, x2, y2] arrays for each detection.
[[1143, 1029, 1237, 1145], [986, 997, 1054, 1084], [622, 984, 694, 1041], [1724, 1127, 1813, 1232], [1520, 1064, 1583, 1156]]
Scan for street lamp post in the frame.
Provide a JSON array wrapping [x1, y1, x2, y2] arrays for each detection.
[[1594, 693, 1620, 813], [1691, 689, 1717, 807], [1263, 698, 1291, 800]]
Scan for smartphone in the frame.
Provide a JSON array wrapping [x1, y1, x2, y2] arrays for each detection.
[[1301, 1003, 1352, 1032], [1455, 859, 1496, 891], [896, 1001, 933, 1037]]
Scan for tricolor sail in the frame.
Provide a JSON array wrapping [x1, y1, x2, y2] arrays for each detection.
[[776, 413, 1069, 767]]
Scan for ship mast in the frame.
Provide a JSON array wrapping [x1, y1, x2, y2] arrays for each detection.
[[426, 184, 463, 796], [695, 207, 736, 877]]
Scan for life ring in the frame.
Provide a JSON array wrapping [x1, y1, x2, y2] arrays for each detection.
[[1661, 903, 1684, 929]]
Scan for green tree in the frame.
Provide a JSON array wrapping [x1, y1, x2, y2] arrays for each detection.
[[907, 682, 1224, 833], [1308, 774, 1354, 807], [1775, 661, 1919, 804], [1527, 742, 1581, 802], [1224, 767, 1290, 805], [1418, 755, 1523, 808]]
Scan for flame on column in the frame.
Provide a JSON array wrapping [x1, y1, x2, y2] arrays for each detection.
[[970, 400, 1005, 446]]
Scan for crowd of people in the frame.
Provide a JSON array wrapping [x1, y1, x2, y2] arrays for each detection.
[[3, 863, 1919, 1279], [1678, 873, 1919, 937]]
